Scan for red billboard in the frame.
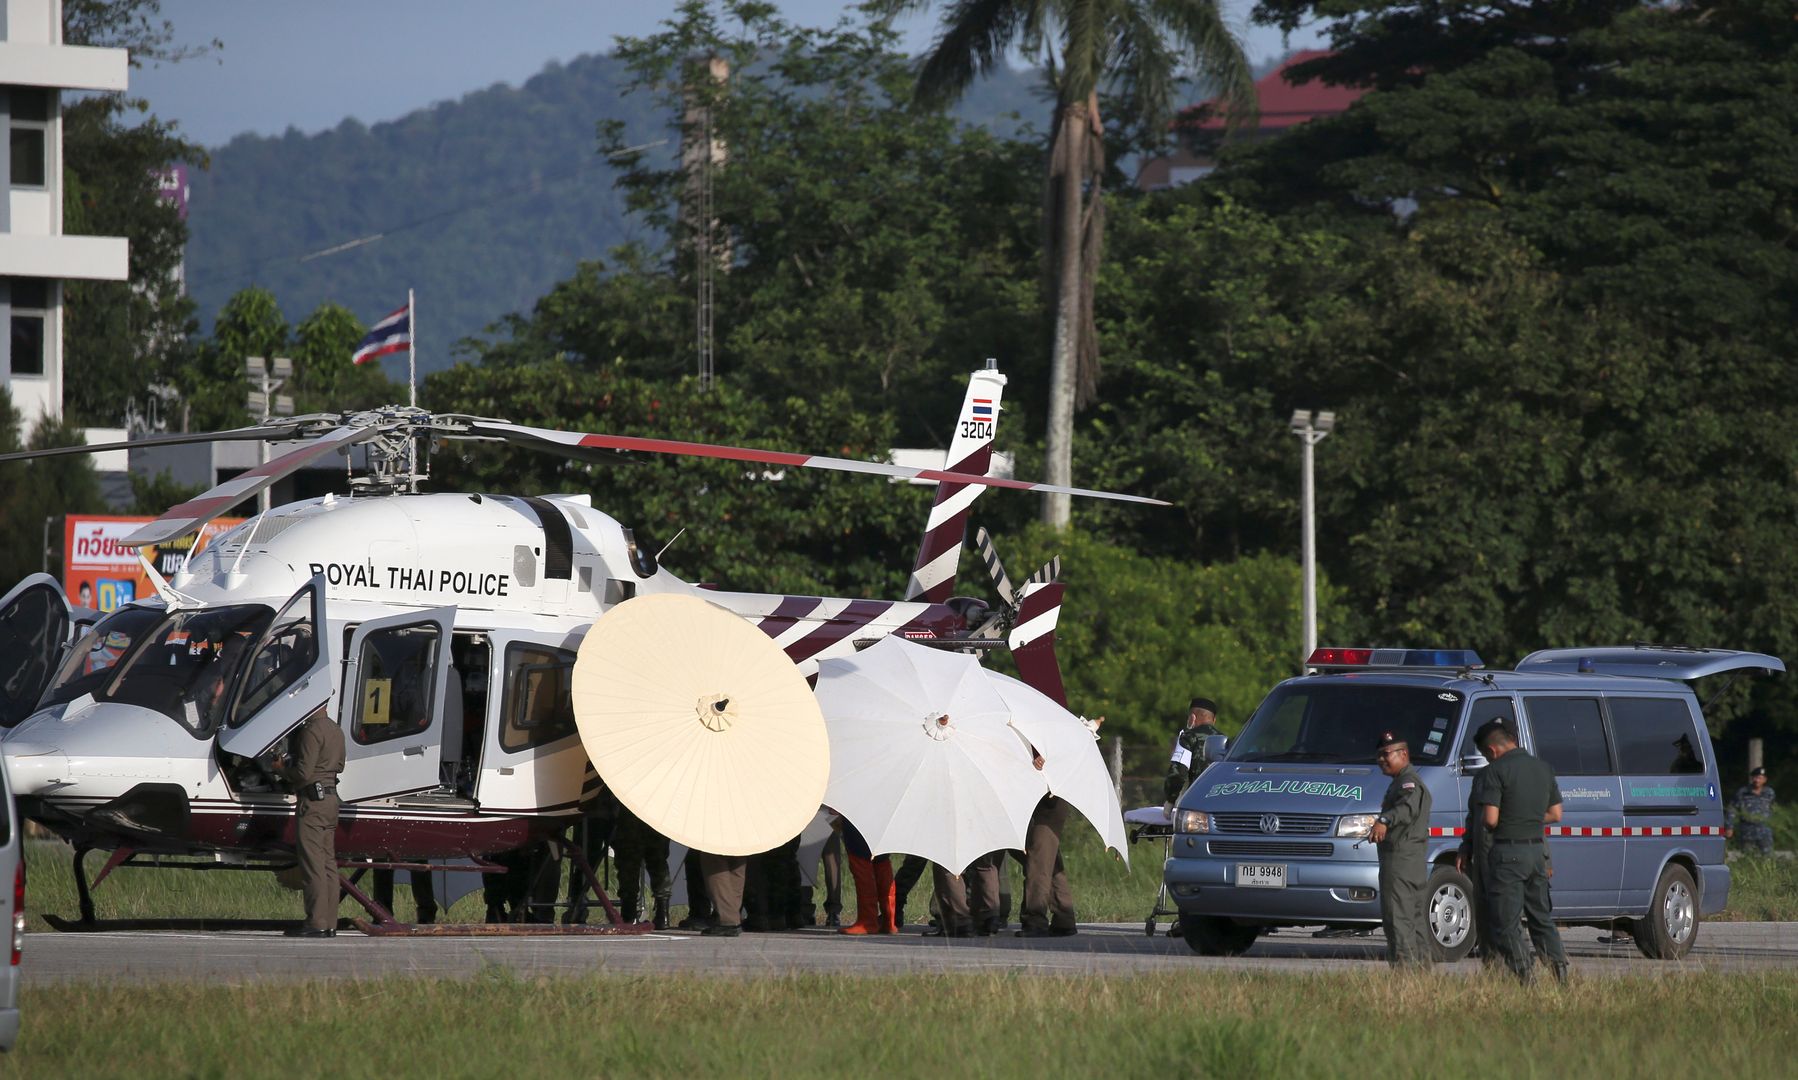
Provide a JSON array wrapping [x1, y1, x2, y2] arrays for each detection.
[[63, 515, 244, 611]]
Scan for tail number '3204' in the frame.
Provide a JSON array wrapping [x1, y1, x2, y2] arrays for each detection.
[[959, 421, 993, 440]]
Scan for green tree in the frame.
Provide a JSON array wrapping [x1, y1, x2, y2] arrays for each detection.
[[0, 402, 107, 586], [180, 287, 286, 431], [591, 2, 1046, 442], [60, 0, 210, 426], [289, 302, 405, 414], [895, 0, 1257, 526]]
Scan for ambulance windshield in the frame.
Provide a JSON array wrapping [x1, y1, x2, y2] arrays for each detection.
[[1231, 684, 1461, 766]]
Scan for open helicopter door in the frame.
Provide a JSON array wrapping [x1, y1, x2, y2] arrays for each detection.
[[0, 573, 74, 727], [336, 606, 456, 801], [218, 576, 335, 758]]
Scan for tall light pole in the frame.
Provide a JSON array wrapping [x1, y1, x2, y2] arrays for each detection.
[[245, 357, 294, 514], [1290, 409, 1336, 667]]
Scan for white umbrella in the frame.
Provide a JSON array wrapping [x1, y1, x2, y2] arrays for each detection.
[[815, 636, 1048, 874], [571, 593, 829, 857], [988, 670, 1129, 867]]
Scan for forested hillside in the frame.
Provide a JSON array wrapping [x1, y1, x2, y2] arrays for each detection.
[[182, 51, 1045, 370]]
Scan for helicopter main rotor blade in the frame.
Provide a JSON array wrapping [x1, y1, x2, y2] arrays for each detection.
[[0, 422, 324, 464], [126, 425, 382, 547], [463, 420, 1172, 507]]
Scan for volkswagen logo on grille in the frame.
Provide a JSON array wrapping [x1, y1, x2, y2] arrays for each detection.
[[1259, 813, 1280, 835]]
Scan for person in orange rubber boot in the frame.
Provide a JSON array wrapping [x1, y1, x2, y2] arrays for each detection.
[[838, 819, 895, 935]]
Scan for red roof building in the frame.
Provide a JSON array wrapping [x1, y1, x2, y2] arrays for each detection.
[[1135, 50, 1365, 191]]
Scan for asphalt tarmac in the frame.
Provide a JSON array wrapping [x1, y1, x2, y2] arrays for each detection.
[[22, 921, 1798, 985]]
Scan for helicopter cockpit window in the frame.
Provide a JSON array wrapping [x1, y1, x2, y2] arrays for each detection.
[[106, 605, 274, 736], [39, 605, 164, 711], [351, 623, 441, 746], [0, 582, 70, 726], [234, 590, 320, 726], [500, 643, 576, 753]]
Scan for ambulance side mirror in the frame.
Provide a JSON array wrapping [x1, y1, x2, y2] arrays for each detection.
[[1200, 734, 1229, 763], [1459, 754, 1488, 774]]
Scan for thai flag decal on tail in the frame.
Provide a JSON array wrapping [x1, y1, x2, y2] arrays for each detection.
[[969, 399, 994, 423], [906, 365, 1007, 603], [352, 303, 412, 365]]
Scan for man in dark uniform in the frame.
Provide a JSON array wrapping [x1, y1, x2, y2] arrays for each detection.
[[1726, 767, 1777, 856], [613, 805, 672, 929], [1163, 697, 1220, 808], [274, 707, 345, 937], [1371, 732, 1433, 967], [1476, 719, 1570, 984], [1455, 751, 1501, 964]]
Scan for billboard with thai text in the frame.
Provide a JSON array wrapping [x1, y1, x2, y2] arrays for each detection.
[[62, 515, 244, 611]]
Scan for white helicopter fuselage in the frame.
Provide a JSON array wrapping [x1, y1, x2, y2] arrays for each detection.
[[3, 489, 967, 861]]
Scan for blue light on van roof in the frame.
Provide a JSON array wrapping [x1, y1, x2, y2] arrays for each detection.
[[1308, 647, 1484, 670]]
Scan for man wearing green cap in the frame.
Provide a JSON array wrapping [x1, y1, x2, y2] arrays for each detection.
[[1476, 719, 1569, 984]]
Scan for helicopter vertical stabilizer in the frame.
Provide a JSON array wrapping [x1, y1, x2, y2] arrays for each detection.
[[905, 364, 1007, 603]]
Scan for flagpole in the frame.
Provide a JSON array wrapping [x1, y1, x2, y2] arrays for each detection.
[[408, 287, 417, 408]]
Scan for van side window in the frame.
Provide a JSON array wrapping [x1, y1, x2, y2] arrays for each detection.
[[350, 623, 441, 745], [1523, 697, 1613, 776], [501, 643, 576, 753], [1460, 698, 1517, 760], [1608, 698, 1705, 775]]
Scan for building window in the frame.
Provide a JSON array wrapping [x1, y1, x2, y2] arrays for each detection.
[[8, 278, 48, 377], [8, 88, 51, 188]]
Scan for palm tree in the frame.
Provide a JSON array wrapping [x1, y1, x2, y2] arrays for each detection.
[[896, 0, 1256, 526]]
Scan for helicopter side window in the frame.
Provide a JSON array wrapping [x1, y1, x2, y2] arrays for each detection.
[[351, 623, 441, 746], [39, 606, 164, 710], [234, 592, 319, 726], [500, 644, 576, 753]]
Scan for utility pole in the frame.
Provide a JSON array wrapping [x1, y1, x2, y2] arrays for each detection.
[[682, 54, 728, 391], [245, 356, 294, 513], [1289, 409, 1336, 667]]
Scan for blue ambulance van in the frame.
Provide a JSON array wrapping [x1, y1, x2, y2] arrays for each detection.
[[1163, 645, 1782, 961]]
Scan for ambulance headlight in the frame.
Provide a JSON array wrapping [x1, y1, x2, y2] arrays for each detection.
[[1175, 810, 1211, 834], [1337, 814, 1377, 838]]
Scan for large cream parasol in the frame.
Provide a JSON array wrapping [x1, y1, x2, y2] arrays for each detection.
[[988, 670, 1129, 867], [815, 636, 1048, 874], [571, 592, 829, 856]]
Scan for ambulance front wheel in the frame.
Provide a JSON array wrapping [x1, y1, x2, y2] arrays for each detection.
[[1426, 863, 1477, 963], [1181, 916, 1260, 956]]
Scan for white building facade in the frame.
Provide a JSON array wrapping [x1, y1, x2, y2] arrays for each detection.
[[0, 0, 128, 423]]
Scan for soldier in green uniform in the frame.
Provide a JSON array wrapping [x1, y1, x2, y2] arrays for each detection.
[[1475, 719, 1570, 984], [613, 805, 672, 929], [273, 707, 345, 937], [1455, 749, 1501, 964], [1726, 767, 1776, 857], [1162, 697, 1221, 808], [1370, 732, 1432, 967]]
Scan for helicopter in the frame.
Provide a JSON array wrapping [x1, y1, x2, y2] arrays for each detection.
[[0, 362, 1162, 932]]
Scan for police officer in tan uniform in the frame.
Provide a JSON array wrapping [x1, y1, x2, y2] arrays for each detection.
[[275, 708, 346, 937]]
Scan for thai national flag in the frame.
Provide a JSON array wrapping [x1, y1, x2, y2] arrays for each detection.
[[970, 398, 994, 421], [352, 303, 411, 365]]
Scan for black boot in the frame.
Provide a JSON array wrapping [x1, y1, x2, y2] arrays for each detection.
[[653, 899, 670, 931], [1552, 962, 1570, 985]]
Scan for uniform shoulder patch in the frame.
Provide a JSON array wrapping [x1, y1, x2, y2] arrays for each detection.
[[1402, 782, 1416, 789]]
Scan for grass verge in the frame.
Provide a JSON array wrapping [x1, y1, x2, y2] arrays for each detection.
[[6, 969, 1794, 1078]]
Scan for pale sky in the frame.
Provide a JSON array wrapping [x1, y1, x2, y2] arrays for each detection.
[[130, 1, 1326, 148]]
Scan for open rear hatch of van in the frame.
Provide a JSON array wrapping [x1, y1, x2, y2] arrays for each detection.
[[1515, 647, 1784, 680]]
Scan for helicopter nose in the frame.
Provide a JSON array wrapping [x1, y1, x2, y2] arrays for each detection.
[[3, 744, 70, 796]]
